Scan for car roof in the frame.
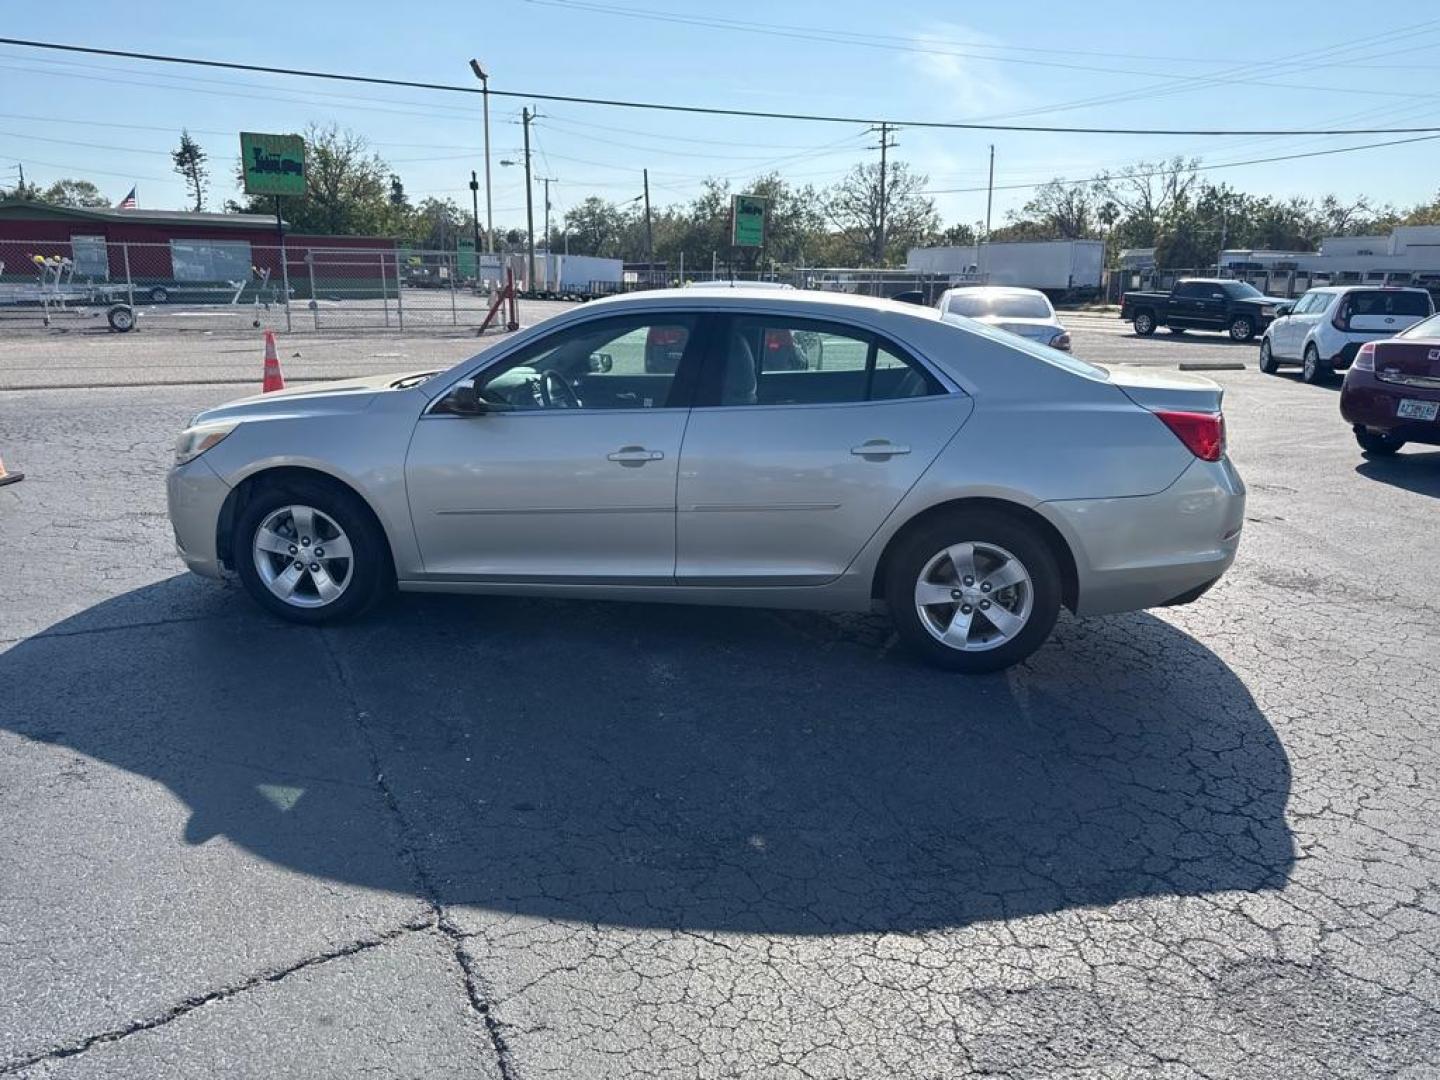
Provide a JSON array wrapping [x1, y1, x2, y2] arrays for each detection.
[[1305, 284, 1431, 294], [583, 286, 943, 321], [940, 285, 1046, 296]]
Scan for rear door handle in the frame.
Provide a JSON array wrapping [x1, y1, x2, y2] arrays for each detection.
[[607, 446, 665, 465], [851, 440, 911, 459]]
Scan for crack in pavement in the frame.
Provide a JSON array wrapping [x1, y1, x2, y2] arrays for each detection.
[[316, 627, 520, 1080], [0, 917, 434, 1075]]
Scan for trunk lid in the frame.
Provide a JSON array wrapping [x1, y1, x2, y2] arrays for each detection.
[[1373, 338, 1440, 389], [1106, 366, 1224, 413]]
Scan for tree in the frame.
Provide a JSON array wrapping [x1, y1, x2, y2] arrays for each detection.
[[172, 130, 208, 211], [1095, 157, 1199, 249], [1008, 179, 1098, 240], [935, 222, 979, 246], [388, 175, 410, 210], [230, 125, 394, 236], [562, 196, 630, 258], [824, 160, 939, 265], [39, 179, 110, 208]]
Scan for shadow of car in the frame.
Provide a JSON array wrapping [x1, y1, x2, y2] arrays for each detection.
[[3, 577, 1294, 934]]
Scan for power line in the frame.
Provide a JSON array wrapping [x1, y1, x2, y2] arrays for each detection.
[[920, 133, 1440, 195], [4, 37, 1440, 136]]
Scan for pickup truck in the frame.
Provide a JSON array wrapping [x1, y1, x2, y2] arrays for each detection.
[[1120, 278, 1286, 342]]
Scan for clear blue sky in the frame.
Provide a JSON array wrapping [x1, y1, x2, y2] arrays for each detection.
[[3, 1, 1438, 233]]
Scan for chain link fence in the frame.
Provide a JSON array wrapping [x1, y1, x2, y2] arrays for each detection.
[[0, 239, 528, 334]]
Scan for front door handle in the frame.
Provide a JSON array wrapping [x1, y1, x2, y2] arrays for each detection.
[[607, 446, 664, 465], [851, 440, 911, 459]]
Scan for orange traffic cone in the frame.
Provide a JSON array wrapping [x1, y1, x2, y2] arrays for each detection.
[[261, 330, 286, 393], [0, 453, 23, 488]]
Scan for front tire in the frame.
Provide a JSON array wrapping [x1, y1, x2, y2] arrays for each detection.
[[885, 510, 1062, 674], [1355, 428, 1404, 456], [149, 286, 169, 303], [233, 478, 391, 624], [1228, 316, 1255, 342], [1302, 344, 1331, 385], [1258, 338, 1278, 374], [1133, 311, 1156, 336]]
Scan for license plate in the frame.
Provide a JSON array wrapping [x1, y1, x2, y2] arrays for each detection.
[[1397, 398, 1440, 421]]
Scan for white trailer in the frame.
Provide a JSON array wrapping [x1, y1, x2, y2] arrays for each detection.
[[551, 254, 622, 293], [907, 240, 1104, 295]]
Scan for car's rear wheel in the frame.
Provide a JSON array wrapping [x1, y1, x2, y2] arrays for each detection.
[[1133, 311, 1156, 336], [886, 511, 1061, 674], [234, 479, 390, 624], [1302, 344, 1331, 385], [1355, 428, 1405, 456], [1228, 316, 1255, 342], [149, 286, 169, 303], [1258, 338, 1278, 374]]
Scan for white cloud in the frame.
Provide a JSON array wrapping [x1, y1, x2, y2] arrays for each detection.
[[906, 23, 1028, 117]]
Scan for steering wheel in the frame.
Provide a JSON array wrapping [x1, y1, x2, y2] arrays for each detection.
[[537, 369, 582, 409]]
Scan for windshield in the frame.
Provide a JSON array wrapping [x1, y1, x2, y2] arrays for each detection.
[[1221, 282, 1264, 299], [946, 292, 1053, 320], [1398, 312, 1440, 339], [946, 316, 1109, 381]]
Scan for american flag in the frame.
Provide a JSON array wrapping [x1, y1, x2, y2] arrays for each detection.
[[116, 187, 137, 210]]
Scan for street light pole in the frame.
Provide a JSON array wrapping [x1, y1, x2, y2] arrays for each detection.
[[468, 59, 494, 254], [522, 107, 536, 293]]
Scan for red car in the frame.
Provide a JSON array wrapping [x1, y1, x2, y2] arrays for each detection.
[[1339, 312, 1440, 455]]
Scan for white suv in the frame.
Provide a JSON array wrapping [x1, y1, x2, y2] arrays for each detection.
[[1259, 285, 1434, 384]]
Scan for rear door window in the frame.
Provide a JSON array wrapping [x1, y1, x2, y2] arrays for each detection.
[[1345, 291, 1433, 318]]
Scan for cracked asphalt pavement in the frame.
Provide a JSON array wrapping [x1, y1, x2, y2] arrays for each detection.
[[1, 320, 1438, 1077]]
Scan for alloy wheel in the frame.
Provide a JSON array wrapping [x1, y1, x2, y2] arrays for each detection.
[[913, 541, 1034, 653], [252, 504, 354, 608]]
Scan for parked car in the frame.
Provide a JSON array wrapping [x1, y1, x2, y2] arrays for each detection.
[[1121, 278, 1285, 342], [1339, 312, 1440, 456], [1259, 286, 1434, 384], [937, 286, 1071, 351], [167, 289, 1244, 673]]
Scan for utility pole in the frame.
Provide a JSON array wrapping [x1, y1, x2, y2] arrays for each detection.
[[468, 170, 482, 283], [468, 60, 494, 253], [985, 145, 995, 241], [522, 106, 536, 292], [867, 122, 898, 265], [538, 176, 556, 290], [643, 168, 654, 286]]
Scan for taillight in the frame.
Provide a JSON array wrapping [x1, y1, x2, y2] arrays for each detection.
[[1154, 409, 1225, 462], [1049, 330, 1071, 351], [1332, 307, 1348, 332], [1353, 341, 1376, 371]]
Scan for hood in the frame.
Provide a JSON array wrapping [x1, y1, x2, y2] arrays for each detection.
[[191, 370, 435, 426], [1235, 295, 1288, 308], [1106, 366, 1223, 413]]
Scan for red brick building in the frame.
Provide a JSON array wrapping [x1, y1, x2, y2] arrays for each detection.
[[0, 201, 396, 298]]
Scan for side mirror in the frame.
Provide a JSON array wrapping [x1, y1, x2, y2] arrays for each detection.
[[1275, 303, 1293, 316], [437, 379, 513, 416], [589, 351, 614, 373]]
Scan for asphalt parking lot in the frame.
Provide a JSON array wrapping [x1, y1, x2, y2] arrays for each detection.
[[2, 313, 1438, 1078]]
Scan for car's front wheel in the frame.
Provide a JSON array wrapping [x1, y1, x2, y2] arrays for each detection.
[[234, 478, 391, 624], [886, 511, 1061, 674], [1258, 338, 1278, 374]]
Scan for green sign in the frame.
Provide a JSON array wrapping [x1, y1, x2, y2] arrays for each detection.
[[240, 132, 307, 197], [731, 194, 767, 248], [457, 239, 477, 279]]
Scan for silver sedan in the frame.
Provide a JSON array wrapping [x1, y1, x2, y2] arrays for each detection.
[[938, 285, 1072, 351], [167, 289, 1244, 672]]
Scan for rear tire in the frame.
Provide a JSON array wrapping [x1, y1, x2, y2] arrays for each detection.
[[149, 286, 169, 303], [1302, 344, 1331, 385], [885, 510, 1062, 674], [1228, 316, 1255, 342], [233, 477, 391, 625], [1133, 311, 1156, 336], [1355, 428, 1404, 456], [1258, 338, 1278, 374]]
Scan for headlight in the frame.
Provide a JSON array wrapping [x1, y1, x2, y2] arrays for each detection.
[[174, 422, 238, 465], [1260, 305, 1277, 317]]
